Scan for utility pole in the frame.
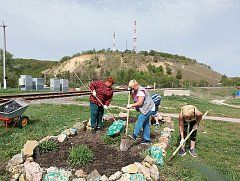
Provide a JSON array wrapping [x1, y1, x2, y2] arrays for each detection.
[[0, 21, 7, 89]]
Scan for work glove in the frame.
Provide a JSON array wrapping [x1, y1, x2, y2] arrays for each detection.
[[127, 104, 132, 109], [193, 124, 199, 130], [103, 105, 108, 110], [180, 138, 185, 145], [92, 90, 97, 96]]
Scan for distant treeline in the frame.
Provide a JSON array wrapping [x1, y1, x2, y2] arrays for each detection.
[[0, 49, 57, 88], [59, 49, 211, 69]]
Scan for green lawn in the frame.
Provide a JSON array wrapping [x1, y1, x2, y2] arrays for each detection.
[[161, 118, 240, 181], [105, 92, 240, 119], [0, 104, 89, 180], [0, 88, 50, 95], [0, 96, 240, 180], [190, 87, 236, 100], [225, 98, 240, 106]]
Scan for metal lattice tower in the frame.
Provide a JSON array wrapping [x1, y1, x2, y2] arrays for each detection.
[[133, 20, 137, 52], [112, 31, 116, 51]]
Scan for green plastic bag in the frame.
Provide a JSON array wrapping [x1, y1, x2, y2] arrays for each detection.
[[149, 146, 164, 166], [107, 120, 126, 136], [44, 171, 68, 181], [130, 173, 146, 181]]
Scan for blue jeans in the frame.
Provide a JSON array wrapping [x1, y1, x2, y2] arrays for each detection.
[[90, 102, 104, 128], [133, 110, 154, 141]]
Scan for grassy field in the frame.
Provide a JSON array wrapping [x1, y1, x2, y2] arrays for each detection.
[[0, 103, 239, 180], [91, 91, 240, 119], [0, 104, 89, 180], [191, 87, 236, 100], [225, 98, 240, 106], [0, 88, 50, 95], [1, 88, 240, 180], [161, 118, 240, 181]]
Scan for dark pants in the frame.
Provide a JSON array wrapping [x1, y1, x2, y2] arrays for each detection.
[[90, 102, 104, 128], [179, 120, 197, 142]]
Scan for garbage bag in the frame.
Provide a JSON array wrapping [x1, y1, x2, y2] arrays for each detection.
[[3, 104, 22, 113], [149, 146, 164, 166], [107, 120, 126, 137]]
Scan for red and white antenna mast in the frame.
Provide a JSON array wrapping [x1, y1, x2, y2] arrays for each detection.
[[133, 20, 137, 52], [112, 31, 116, 51]]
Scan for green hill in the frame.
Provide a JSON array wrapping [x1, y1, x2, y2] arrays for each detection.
[[13, 58, 57, 77], [43, 50, 222, 87]]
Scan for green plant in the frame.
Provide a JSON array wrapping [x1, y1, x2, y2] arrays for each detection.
[[38, 140, 59, 154], [101, 134, 121, 145], [68, 145, 94, 166]]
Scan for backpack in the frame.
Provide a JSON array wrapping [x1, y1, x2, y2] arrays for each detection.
[[151, 93, 161, 107]]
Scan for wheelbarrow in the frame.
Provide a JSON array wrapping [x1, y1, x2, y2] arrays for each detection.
[[0, 99, 30, 130]]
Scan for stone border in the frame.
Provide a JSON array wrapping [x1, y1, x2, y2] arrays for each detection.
[[6, 114, 174, 181]]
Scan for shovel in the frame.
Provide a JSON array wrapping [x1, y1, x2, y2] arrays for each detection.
[[168, 111, 208, 164], [120, 90, 131, 151]]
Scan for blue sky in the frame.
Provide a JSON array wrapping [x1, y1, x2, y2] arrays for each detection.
[[0, 0, 239, 77]]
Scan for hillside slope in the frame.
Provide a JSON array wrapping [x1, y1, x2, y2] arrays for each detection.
[[43, 51, 222, 85]]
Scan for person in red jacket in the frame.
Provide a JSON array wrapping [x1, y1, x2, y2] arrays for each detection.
[[89, 77, 114, 134]]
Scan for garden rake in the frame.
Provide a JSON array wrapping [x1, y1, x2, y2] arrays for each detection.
[[75, 74, 117, 122], [120, 90, 132, 151]]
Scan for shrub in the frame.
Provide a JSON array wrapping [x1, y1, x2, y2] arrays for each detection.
[[39, 140, 59, 154], [68, 145, 94, 166]]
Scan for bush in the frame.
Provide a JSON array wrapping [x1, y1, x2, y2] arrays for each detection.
[[68, 145, 94, 166], [39, 140, 59, 154]]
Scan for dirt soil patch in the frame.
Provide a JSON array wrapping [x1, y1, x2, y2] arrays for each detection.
[[35, 127, 148, 176]]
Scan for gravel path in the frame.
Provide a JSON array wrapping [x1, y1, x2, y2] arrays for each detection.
[[160, 113, 240, 124], [30, 96, 89, 106]]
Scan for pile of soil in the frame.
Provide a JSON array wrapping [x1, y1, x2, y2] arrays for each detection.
[[35, 128, 148, 176]]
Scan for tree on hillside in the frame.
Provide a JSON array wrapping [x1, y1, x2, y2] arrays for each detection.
[[0, 49, 14, 70], [183, 80, 190, 87], [139, 51, 148, 56], [149, 50, 156, 56], [176, 69, 182, 79], [166, 65, 172, 75], [158, 66, 164, 74], [59, 56, 71, 63], [198, 79, 209, 87]]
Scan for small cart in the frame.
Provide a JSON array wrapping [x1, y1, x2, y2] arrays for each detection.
[[0, 99, 30, 129]]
